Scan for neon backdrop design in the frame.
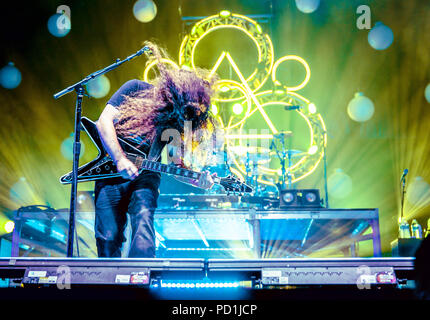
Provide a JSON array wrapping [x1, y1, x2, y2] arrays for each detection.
[[143, 11, 326, 186]]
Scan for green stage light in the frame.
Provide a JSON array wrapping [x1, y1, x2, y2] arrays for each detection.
[[232, 103, 243, 115]]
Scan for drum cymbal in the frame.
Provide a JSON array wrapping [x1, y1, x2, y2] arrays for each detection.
[[229, 146, 271, 164], [229, 146, 271, 155], [273, 131, 293, 139], [270, 149, 306, 158]]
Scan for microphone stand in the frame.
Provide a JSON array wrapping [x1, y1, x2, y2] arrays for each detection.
[[307, 118, 330, 209], [400, 174, 407, 222], [54, 46, 150, 257]]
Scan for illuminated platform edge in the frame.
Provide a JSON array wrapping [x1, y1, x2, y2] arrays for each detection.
[[0, 257, 415, 287]]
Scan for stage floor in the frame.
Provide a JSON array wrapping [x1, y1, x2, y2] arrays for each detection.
[[0, 257, 419, 302]]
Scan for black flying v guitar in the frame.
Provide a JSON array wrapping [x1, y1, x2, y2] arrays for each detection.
[[60, 117, 253, 193]]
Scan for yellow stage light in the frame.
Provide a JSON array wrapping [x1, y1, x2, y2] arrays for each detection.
[[219, 10, 231, 18], [308, 145, 318, 155], [211, 104, 219, 115], [232, 103, 244, 115], [308, 103, 317, 114]]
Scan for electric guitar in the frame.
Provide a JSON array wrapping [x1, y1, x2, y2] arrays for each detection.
[[60, 117, 253, 193]]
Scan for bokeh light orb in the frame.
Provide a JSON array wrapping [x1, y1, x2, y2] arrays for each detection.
[[0, 62, 22, 89], [9, 177, 33, 206], [368, 22, 394, 50], [61, 135, 85, 161], [425, 83, 430, 103], [347, 92, 375, 122], [295, 0, 320, 14], [328, 168, 353, 199], [133, 0, 157, 23], [86, 75, 111, 98], [47, 13, 71, 37], [406, 176, 430, 208]]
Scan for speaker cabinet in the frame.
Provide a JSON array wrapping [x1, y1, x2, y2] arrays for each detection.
[[280, 189, 322, 208]]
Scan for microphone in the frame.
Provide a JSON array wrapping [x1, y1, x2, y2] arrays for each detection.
[[137, 46, 152, 56], [284, 105, 301, 111], [400, 169, 408, 182]]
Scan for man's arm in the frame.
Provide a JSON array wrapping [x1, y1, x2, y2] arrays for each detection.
[[96, 104, 138, 180]]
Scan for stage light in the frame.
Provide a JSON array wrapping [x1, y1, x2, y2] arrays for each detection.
[[4, 221, 15, 233], [211, 104, 219, 115], [308, 145, 318, 155], [181, 64, 191, 71], [255, 24, 263, 34], [308, 103, 317, 114], [86, 75, 111, 98], [61, 135, 85, 161], [219, 10, 231, 18], [47, 13, 71, 37], [328, 168, 353, 199], [347, 92, 375, 122], [232, 103, 244, 115], [219, 85, 230, 93], [133, 0, 157, 23], [77, 193, 87, 205], [368, 22, 394, 50], [295, 0, 320, 14], [0, 62, 22, 89], [425, 84, 430, 103]]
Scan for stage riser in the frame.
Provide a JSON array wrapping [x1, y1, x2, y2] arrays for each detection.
[[11, 208, 382, 258]]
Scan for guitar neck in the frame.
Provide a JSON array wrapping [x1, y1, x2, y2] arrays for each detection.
[[126, 154, 207, 182]]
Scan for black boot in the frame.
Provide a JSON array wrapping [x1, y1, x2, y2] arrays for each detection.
[[96, 239, 122, 257]]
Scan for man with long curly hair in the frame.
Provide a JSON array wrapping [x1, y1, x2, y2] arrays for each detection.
[[94, 42, 218, 258]]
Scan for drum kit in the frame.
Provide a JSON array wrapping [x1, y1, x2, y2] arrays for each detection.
[[204, 129, 307, 200]]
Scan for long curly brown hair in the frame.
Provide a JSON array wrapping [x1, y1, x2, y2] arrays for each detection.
[[114, 41, 218, 144]]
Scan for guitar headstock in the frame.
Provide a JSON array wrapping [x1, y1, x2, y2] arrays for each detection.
[[219, 175, 253, 194]]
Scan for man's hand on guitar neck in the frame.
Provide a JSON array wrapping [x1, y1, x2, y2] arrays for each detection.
[[196, 170, 216, 190], [116, 156, 139, 180], [174, 170, 216, 190]]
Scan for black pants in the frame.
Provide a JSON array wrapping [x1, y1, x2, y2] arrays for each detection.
[[94, 177, 159, 258]]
